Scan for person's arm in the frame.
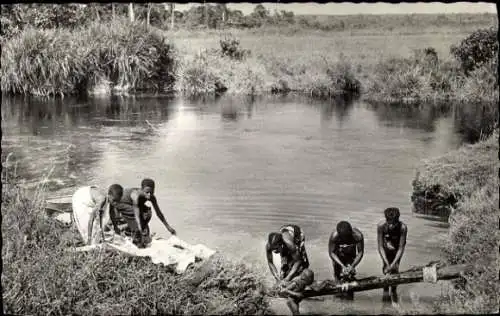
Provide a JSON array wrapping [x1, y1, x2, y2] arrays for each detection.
[[282, 288, 304, 299], [377, 223, 390, 272], [99, 207, 105, 242], [131, 192, 144, 246], [87, 197, 106, 244], [309, 280, 334, 291], [389, 224, 407, 270], [282, 237, 301, 282], [351, 229, 364, 269], [266, 243, 280, 282], [150, 195, 176, 235], [109, 205, 121, 235], [328, 232, 346, 269]]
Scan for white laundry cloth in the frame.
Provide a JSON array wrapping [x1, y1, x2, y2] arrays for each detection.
[[79, 234, 216, 274]]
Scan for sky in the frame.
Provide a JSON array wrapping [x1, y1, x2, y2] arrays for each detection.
[[173, 2, 497, 16]]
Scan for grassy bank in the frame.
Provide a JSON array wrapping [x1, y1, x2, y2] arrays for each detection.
[[1, 19, 498, 104], [168, 25, 498, 103], [410, 130, 499, 313], [1, 176, 271, 315], [411, 130, 499, 218]]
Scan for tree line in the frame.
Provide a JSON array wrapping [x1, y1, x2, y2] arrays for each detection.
[[0, 3, 296, 38], [1, 3, 497, 40]]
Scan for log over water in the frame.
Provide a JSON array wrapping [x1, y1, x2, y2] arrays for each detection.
[[300, 264, 472, 299]]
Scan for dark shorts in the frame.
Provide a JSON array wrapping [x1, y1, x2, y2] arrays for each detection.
[[117, 206, 152, 246]]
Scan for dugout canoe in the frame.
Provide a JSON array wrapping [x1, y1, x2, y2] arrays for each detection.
[[45, 196, 73, 216]]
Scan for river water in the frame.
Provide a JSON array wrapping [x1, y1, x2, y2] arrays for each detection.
[[1, 94, 485, 314]]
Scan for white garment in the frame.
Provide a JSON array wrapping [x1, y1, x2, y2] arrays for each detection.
[[72, 186, 110, 244], [102, 235, 216, 274]]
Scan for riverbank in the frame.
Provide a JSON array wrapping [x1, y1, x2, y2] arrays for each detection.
[[1, 19, 498, 105], [1, 178, 271, 315], [410, 130, 499, 314]]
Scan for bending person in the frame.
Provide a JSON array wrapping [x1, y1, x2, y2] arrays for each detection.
[[328, 221, 364, 300], [72, 184, 124, 245], [266, 224, 311, 284], [113, 178, 176, 248]]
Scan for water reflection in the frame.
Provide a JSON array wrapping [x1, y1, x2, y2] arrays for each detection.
[[453, 102, 498, 143], [89, 95, 176, 127], [2, 93, 492, 313], [322, 94, 357, 125], [365, 101, 450, 133], [221, 101, 240, 122]]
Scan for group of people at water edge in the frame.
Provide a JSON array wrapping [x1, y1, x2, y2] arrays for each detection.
[[72, 180, 407, 314]]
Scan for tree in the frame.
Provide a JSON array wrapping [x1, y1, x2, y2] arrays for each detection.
[[169, 3, 175, 29], [128, 3, 134, 22], [252, 4, 268, 20], [146, 3, 152, 27]]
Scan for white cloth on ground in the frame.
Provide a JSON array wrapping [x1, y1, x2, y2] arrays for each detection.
[[73, 234, 216, 274], [72, 186, 111, 244]]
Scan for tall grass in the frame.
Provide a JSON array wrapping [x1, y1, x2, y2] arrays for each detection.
[[409, 131, 499, 314], [365, 49, 499, 104], [1, 161, 271, 315], [1, 18, 177, 97], [437, 183, 500, 314], [1, 18, 498, 103]]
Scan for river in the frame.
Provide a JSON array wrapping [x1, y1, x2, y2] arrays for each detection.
[[1, 93, 484, 314]]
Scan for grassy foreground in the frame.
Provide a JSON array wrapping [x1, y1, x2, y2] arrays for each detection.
[[1, 18, 498, 104], [410, 130, 499, 314], [1, 179, 271, 315]]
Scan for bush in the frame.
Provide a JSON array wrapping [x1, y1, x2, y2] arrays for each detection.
[[1, 18, 178, 96], [81, 19, 178, 93], [451, 27, 499, 75], [176, 51, 227, 95], [413, 47, 439, 68], [460, 58, 499, 102], [219, 35, 251, 61], [1, 27, 84, 96]]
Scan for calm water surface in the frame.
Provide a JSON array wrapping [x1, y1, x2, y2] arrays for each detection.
[[2, 94, 478, 314]]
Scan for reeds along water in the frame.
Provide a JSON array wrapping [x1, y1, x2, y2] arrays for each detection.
[[1, 17, 498, 104], [409, 131, 499, 314], [1, 18, 177, 97]]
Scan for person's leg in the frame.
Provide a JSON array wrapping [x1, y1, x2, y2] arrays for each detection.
[[382, 259, 391, 303], [286, 297, 300, 315], [141, 207, 152, 227], [334, 255, 354, 300], [333, 261, 342, 282], [383, 251, 397, 305], [142, 225, 152, 245], [332, 260, 345, 299], [390, 258, 401, 303], [344, 256, 355, 300]]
